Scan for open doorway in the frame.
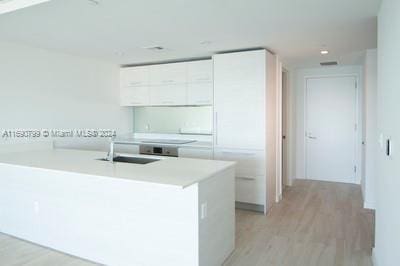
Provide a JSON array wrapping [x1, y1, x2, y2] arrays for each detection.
[[276, 67, 290, 202], [282, 69, 289, 190]]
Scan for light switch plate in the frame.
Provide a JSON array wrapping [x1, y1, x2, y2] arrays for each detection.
[[34, 201, 40, 214], [201, 202, 207, 219]]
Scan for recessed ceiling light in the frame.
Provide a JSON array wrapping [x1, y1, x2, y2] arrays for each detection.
[[0, 0, 51, 15], [87, 0, 100, 5], [321, 50, 329, 55]]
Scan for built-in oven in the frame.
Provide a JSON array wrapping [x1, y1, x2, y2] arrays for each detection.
[[139, 145, 178, 157]]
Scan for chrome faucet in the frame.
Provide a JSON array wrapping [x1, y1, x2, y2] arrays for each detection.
[[107, 137, 115, 162]]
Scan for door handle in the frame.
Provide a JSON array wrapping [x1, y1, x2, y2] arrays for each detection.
[[308, 136, 317, 140]]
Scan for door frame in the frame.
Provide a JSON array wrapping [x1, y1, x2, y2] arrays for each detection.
[[281, 69, 289, 188], [303, 74, 361, 184], [276, 61, 283, 202]]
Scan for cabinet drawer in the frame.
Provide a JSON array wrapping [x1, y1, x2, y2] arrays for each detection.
[[214, 149, 265, 176], [235, 176, 265, 205]]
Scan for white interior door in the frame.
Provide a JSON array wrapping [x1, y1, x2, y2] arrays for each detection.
[[306, 76, 357, 183]]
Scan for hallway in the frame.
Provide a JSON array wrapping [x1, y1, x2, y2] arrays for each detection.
[[224, 180, 374, 266]]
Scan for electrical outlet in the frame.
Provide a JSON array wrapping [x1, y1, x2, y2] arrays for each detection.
[[201, 202, 207, 219]]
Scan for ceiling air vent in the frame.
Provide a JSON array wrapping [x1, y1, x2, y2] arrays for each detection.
[[320, 61, 338, 66], [143, 46, 165, 51]]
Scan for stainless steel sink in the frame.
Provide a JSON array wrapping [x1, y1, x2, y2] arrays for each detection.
[[97, 156, 159, 164]]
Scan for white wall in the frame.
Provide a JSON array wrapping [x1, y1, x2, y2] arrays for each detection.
[[0, 41, 132, 150], [373, 0, 400, 265], [293, 65, 363, 183], [362, 49, 377, 209]]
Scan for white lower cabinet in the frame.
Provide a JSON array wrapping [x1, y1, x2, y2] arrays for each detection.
[[214, 149, 265, 176], [214, 148, 266, 205], [178, 148, 213, 159], [235, 175, 266, 205]]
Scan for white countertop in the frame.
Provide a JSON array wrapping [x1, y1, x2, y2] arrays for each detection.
[[0, 149, 234, 188]]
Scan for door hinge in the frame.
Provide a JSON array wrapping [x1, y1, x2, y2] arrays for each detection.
[[354, 123, 358, 131], [355, 80, 358, 88], [354, 166, 357, 173]]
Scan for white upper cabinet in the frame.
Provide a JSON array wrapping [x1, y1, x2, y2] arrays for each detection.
[[119, 60, 213, 106], [187, 83, 213, 105], [120, 66, 149, 87], [150, 84, 187, 106], [213, 50, 266, 150], [120, 86, 150, 106], [187, 60, 213, 105], [187, 60, 213, 83], [149, 62, 187, 86], [120, 66, 150, 106]]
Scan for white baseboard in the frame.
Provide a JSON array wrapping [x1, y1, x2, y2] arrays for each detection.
[[364, 200, 376, 210], [372, 248, 378, 266], [276, 193, 283, 202], [286, 177, 295, 186]]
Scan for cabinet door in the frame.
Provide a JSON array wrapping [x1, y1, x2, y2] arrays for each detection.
[[149, 62, 187, 86], [235, 176, 266, 205], [187, 60, 213, 105], [187, 82, 213, 105], [149, 84, 187, 106], [120, 66, 149, 87], [120, 86, 150, 106], [214, 148, 265, 177], [214, 148, 266, 205], [213, 50, 266, 149], [187, 60, 213, 83], [178, 148, 213, 159]]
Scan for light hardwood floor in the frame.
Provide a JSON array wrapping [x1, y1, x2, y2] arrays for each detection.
[[224, 180, 375, 266], [0, 180, 374, 266]]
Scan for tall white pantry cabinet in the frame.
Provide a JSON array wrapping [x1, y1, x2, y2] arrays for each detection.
[[213, 49, 277, 214]]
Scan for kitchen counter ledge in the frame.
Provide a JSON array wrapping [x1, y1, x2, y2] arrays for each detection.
[[0, 149, 234, 188]]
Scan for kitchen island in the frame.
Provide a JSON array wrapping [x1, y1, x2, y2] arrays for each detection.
[[0, 148, 235, 266]]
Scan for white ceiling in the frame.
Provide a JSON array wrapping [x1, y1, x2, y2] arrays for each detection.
[[0, 0, 51, 15], [0, 0, 381, 68]]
